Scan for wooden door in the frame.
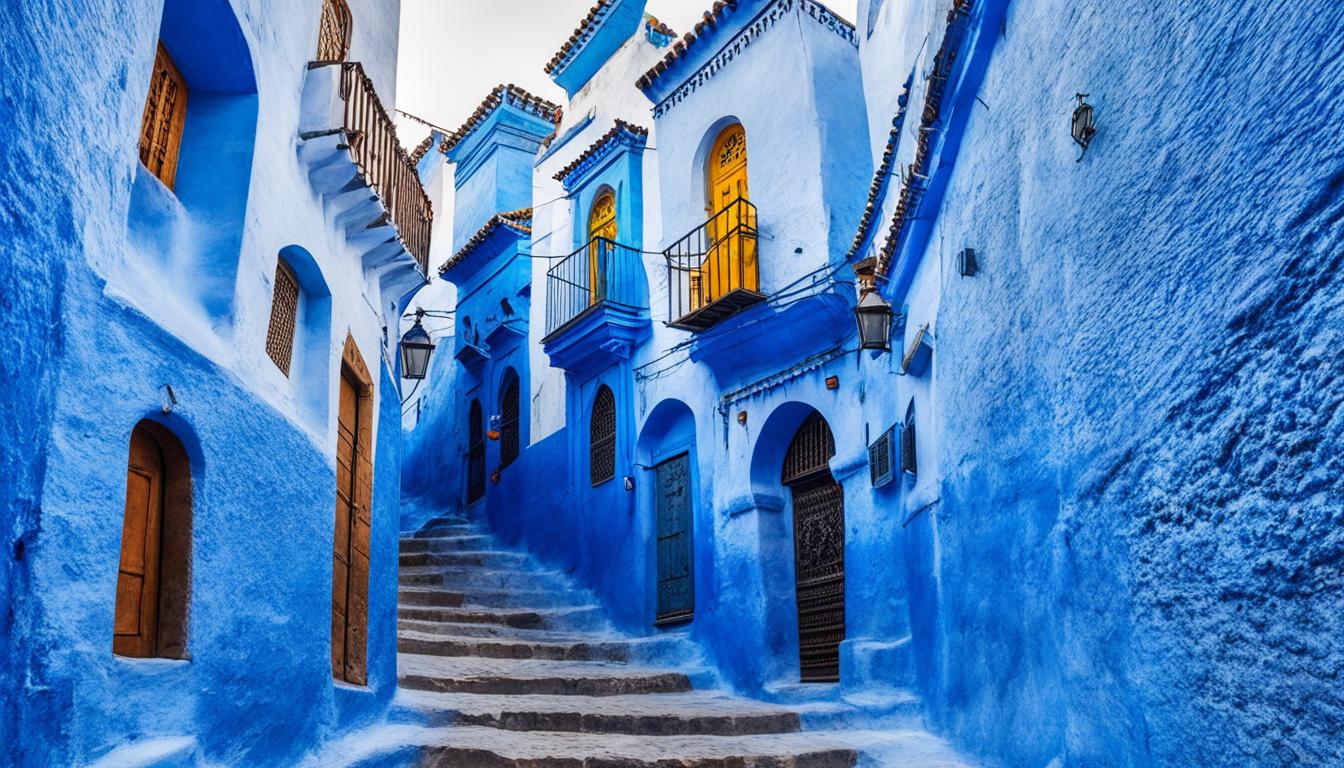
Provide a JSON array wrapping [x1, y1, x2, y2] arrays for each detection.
[[588, 191, 617, 304], [114, 427, 164, 657], [783, 413, 845, 683], [333, 369, 369, 683], [655, 453, 694, 624], [701, 124, 755, 308]]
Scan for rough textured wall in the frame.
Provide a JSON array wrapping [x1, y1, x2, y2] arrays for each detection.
[[914, 1, 1344, 765]]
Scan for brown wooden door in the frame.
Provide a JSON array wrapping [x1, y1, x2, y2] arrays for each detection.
[[114, 427, 164, 657], [333, 369, 370, 683]]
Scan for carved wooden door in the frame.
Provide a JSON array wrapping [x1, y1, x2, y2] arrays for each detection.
[[655, 453, 694, 624], [701, 123, 755, 308], [783, 413, 845, 682], [114, 426, 164, 657], [333, 369, 369, 684]]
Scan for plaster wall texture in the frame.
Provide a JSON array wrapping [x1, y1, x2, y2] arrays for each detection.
[[2, 0, 419, 763], [858, 0, 1344, 765]]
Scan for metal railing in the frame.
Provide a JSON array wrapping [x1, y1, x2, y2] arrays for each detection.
[[338, 61, 433, 274], [544, 237, 645, 338], [664, 198, 761, 329]]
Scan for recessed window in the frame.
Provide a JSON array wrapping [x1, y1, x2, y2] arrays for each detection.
[[265, 259, 300, 375], [316, 0, 353, 61], [499, 373, 520, 469], [467, 400, 485, 502], [137, 42, 189, 189], [590, 385, 616, 486], [901, 403, 917, 476]]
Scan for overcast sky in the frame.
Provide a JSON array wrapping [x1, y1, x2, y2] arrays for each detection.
[[395, 0, 858, 143]]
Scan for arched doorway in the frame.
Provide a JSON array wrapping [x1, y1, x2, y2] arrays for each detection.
[[782, 411, 845, 682], [699, 123, 756, 309], [588, 189, 617, 304], [333, 336, 373, 685], [114, 420, 192, 659], [638, 399, 698, 626], [498, 370, 520, 470]]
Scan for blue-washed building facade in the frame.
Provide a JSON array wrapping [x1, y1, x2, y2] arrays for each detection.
[[400, 0, 1344, 765], [0, 0, 432, 764]]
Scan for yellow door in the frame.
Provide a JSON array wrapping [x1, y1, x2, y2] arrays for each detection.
[[700, 124, 756, 310], [588, 191, 617, 304]]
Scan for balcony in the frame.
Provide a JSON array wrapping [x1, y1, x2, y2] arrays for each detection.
[[297, 61, 433, 277], [665, 198, 764, 331], [541, 237, 650, 373]]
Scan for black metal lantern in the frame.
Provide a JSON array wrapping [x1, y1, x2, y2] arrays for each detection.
[[399, 308, 436, 380], [855, 289, 893, 352], [1072, 92, 1096, 160]]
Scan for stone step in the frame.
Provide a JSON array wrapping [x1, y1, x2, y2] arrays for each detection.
[[397, 604, 608, 632], [393, 688, 804, 737], [397, 630, 633, 662], [432, 567, 574, 592], [457, 587, 594, 610], [397, 588, 466, 608], [397, 618, 609, 643], [398, 534, 494, 555], [399, 550, 530, 569], [398, 653, 695, 697]]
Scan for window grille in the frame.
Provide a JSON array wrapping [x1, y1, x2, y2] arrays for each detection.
[[868, 426, 896, 488], [590, 386, 616, 486], [499, 377, 520, 469], [317, 0, 353, 61], [901, 409, 918, 476], [467, 401, 485, 502], [782, 412, 836, 485], [265, 260, 300, 376], [138, 42, 188, 189]]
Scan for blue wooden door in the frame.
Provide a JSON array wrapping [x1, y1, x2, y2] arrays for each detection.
[[655, 453, 693, 623]]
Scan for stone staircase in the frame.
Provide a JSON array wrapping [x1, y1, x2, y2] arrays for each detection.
[[305, 516, 977, 767]]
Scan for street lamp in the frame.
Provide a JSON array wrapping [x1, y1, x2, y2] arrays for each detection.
[[399, 308, 436, 380], [852, 257, 893, 352]]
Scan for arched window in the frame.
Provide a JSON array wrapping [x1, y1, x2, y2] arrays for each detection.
[[588, 190, 617, 304], [901, 402, 917, 476], [138, 43, 189, 189], [316, 0, 353, 61], [114, 421, 191, 659], [499, 372, 520, 469], [467, 400, 485, 502], [590, 385, 616, 486], [265, 258, 300, 375]]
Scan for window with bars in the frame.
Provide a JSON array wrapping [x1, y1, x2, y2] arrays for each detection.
[[265, 260, 300, 376], [316, 0, 353, 61], [590, 386, 616, 486], [467, 400, 485, 502], [499, 375, 520, 469], [138, 42, 189, 189], [901, 405, 918, 477]]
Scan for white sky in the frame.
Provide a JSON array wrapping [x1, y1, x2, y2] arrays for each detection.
[[395, 0, 857, 143]]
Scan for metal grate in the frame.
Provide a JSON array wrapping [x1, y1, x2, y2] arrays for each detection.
[[467, 400, 485, 502], [868, 426, 895, 488], [543, 238, 645, 339], [138, 42, 188, 189], [265, 260, 300, 376], [589, 386, 616, 486], [901, 412, 917, 476], [782, 412, 836, 485], [316, 0, 353, 61], [664, 198, 763, 331], [499, 378, 520, 469]]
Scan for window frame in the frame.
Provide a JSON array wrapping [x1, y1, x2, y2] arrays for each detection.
[[137, 41, 189, 189], [589, 385, 617, 486]]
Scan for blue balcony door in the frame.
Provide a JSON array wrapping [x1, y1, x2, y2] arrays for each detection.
[[654, 452, 694, 624]]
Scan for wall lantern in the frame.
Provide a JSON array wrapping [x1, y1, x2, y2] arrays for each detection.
[[957, 248, 978, 277], [398, 308, 436, 380], [1071, 92, 1096, 161], [852, 257, 893, 352]]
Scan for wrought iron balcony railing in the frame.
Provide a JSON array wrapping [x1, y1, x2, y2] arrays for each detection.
[[544, 237, 646, 339], [664, 198, 764, 331], [338, 61, 432, 273]]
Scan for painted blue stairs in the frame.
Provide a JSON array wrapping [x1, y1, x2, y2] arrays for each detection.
[[302, 515, 980, 767]]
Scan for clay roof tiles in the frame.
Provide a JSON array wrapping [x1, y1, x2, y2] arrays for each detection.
[[544, 0, 614, 75], [437, 208, 533, 275], [439, 85, 560, 156], [552, 120, 650, 183], [636, 0, 740, 91]]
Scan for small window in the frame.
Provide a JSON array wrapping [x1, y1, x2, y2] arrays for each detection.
[[265, 260, 300, 375], [316, 0, 353, 61], [590, 386, 616, 486], [467, 400, 485, 502], [499, 374, 520, 469], [138, 42, 189, 189], [901, 404, 917, 476]]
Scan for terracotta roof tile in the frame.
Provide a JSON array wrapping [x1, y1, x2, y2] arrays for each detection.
[[408, 134, 434, 164], [439, 85, 561, 156], [636, 0, 740, 91], [438, 208, 533, 275], [545, 0, 615, 75], [552, 120, 649, 184]]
